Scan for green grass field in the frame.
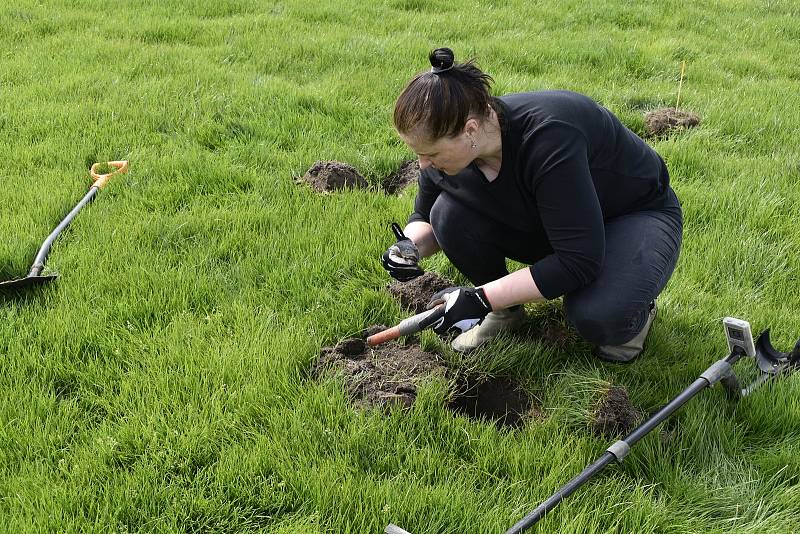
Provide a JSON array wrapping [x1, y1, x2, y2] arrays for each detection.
[[2, 0, 799, 532]]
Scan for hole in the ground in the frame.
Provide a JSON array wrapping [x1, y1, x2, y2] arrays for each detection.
[[448, 375, 534, 429], [313, 330, 538, 429], [381, 159, 420, 195]]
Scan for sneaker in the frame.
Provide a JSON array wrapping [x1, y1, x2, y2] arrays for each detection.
[[595, 301, 657, 363], [451, 305, 526, 353]]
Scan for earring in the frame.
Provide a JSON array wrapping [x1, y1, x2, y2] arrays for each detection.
[[470, 137, 477, 149]]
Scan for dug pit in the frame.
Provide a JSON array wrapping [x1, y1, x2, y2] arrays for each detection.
[[448, 375, 535, 429], [643, 108, 701, 138], [591, 385, 642, 438], [300, 160, 368, 192], [313, 329, 536, 429], [382, 159, 420, 195], [388, 271, 455, 313]]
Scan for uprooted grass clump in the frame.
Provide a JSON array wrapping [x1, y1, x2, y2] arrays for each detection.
[[300, 160, 368, 192], [643, 108, 701, 138], [591, 385, 642, 438], [387, 271, 455, 313]]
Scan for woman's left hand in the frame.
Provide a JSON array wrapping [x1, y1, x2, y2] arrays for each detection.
[[426, 286, 493, 336]]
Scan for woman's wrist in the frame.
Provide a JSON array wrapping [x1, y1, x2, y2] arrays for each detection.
[[480, 267, 543, 310]]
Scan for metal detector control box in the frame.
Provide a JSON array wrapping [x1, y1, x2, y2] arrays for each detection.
[[723, 317, 756, 358]]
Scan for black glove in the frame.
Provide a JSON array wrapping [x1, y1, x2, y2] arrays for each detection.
[[382, 222, 424, 282], [426, 286, 493, 336]]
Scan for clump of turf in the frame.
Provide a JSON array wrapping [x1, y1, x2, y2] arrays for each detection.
[[591, 385, 642, 438], [300, 160, 368, 192], [387, 271, 454, 313], [643, 108, 701, 137]]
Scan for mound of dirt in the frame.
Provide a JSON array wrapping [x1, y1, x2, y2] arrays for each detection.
[[643, 108, 701, 138], [301, 160, 368, 192], [382, 159, 420, 195], [591, 386, 642, 438], [447, 375, 536, 429], [388, 271, 455, 313], [313, 333, 449, 410], [314, 329, 537, 428]]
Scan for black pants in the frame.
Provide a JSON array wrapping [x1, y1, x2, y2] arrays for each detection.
[[428, 188, 683, 346]]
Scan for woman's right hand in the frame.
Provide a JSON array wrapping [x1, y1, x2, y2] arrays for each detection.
[[382, 223, 425, 282]]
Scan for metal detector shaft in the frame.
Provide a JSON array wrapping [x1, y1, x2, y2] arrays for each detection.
[[506, 348, 745, 533]]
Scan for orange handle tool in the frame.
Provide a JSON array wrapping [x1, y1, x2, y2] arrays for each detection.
[[367, 306, 445, 347], [90, 160, 129, 189]]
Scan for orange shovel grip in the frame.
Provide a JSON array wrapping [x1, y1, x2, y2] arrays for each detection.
[[367, 326, 401, 347], [90, 160, 129, 189]]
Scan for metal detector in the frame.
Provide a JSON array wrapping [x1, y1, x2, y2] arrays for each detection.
[[506, 317, 800, 533], [384, 317, 800, 534]]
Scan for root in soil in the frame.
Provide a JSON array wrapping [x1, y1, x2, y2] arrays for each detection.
[[388, 271, 454, 313], [382, 159, 420, 195], [300, 160, 368, 192], [643, 108, 701, 138], [591, 385, 642, 438]]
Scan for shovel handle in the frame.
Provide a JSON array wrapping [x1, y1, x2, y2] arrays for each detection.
[[367, 326, 401, 347], [90, 160, 129, 189]]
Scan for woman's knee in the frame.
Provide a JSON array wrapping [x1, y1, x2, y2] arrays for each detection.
[[565, 297, 643, 346], [429, 193, 467, 250]]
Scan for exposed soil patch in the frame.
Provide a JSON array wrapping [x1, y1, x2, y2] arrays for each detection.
[[313, 330, 536, 428], [591, 385, 642, 438], [643, 108, 701, 138], [388, 271, 455, 313], [448, 375, 536, 429], [313, 333, 448, 410], [300, 160, 368, 192], [382, 159, 420, 195]]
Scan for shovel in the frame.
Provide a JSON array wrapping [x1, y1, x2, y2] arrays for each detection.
[[0, 160, 128, 292]]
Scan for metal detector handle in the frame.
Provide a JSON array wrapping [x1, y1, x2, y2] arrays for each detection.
[[90, 160, 129, 190], [366, 306, 445, 346]]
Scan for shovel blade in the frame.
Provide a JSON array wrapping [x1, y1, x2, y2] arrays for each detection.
[[0, 274, 58, 292]]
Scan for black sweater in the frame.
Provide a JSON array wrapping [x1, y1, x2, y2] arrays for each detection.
[[409, 90, 670, 299]]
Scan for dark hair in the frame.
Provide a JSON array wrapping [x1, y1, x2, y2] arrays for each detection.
[[393, 47, 494, 140]]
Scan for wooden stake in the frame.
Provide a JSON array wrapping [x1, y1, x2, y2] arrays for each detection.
[[676, 61, 686, 111]]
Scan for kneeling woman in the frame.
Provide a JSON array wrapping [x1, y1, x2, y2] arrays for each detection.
[[382, 48, 682, 362]]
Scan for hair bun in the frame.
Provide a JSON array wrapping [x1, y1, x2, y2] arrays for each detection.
[[429, 47, 455, 73]]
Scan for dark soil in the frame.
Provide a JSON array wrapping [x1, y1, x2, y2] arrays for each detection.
[[591, 385, 642, 438], [313, 334, 449, 410], [382, 159, 420, 195], [313, 330, 536, 428], [300, 160, 368, 192], [388, 271, 455, 313], [448, 375, 535, 429], [643, 108, 701, 138]]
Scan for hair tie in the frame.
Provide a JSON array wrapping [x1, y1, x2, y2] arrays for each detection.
[[431, 64, 453, 74]]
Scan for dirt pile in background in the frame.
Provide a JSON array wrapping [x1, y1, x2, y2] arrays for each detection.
[[382, 159, 420, 194], [388, 271, 454, 313], [301, 160, 368, 192], [591, 385, 642, 438], [643, 108, 701, 137]]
